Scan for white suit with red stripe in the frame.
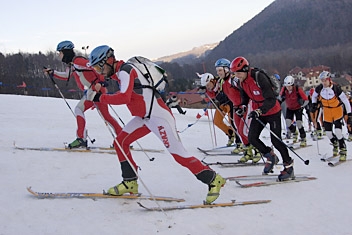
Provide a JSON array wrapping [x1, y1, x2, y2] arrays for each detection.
[[98, 61, 216, 184], [53, 56, 122, 140]]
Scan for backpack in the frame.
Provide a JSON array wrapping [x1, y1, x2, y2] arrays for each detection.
[[126, 56, 168, 92], [126, 56, 168, 119], [252, 68, 281, 97]]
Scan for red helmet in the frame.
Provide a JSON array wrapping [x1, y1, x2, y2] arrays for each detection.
[[230, 57, 249, 72]]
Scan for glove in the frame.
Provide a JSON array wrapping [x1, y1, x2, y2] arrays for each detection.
[[249, 109, 262, 119], [310, 103, 318, 113], [235, 105, 247, 117], [99, 81, 109, 87], [198, 86, 206, 94], [348, 113, 352, 126], [93, 92, 102, 102]]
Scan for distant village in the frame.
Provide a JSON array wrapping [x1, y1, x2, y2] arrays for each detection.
[[175, 65, 352, 108]]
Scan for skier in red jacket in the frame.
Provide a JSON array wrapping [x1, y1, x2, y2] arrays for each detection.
[[278, 76, 309, 147], [230, 56, 294, 181]]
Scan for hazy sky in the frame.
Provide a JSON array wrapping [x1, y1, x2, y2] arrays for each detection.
[[0, 0, 274, 60]]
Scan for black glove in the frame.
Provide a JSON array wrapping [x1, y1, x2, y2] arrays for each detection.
[[310, 103, 318, 113], [93, 92, 102, 102], [198, 86, 206, 94], [235, 105, 247, 117], [348, 113, 352, 126], [249, 109, 262, 119], [99, 81, 109, 87]]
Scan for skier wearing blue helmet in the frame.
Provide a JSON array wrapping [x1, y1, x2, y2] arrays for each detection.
[[88, 45, 226, 204], [209, 58, 238, 147], [43, 41, 122, 149]]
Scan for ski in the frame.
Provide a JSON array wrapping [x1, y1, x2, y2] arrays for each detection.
[[235, 176, 317, 188], [288, 144, 313, 150], [226, 173, 310, 181], [14, 142, 163, 154], [202, 161, 267, 167], [137, 199, 271, 211], [27, 187, 184, 202], [320, 154, 336, 162], [197, 147, 241, 156], [90, 146, 164, 153], [327, 159, 351, 167], [197, 146, 237, 154], [14, 145, 109, 154]]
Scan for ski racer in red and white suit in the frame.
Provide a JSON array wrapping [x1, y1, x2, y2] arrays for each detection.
[[89, 45, 225, 204], [51, 56, 122, 144]]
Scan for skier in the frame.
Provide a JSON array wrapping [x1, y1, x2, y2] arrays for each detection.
[[166, 95, 186, 114], [43, 40, 122, 148], [308, 88, 324, 140], [311, 71, 352, 160], [278, 76, 309, 147], [198, 71, 237, 147], [88, 45, 225, 204], [230, 56, 294, 181], [213, 58, 261, 163], [344, 91, 352, 141]]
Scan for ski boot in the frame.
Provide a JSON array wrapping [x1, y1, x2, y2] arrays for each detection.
[[107, 180, 139, 196], [252, 147, 262, 163], [348, 134, 352, 142], [333, 141, 339, 156], [286, 130, 292, 139], [339, 148, 347, 161], [311, 131, 318, 141], [278, 159, 294, 181], [300, 137, 307, 147], [68, 138, 88, 149], [317, 130, 323, 140], [205, 174, 226, 204], [238, 145, 252, 163], [231, 143, 244, 154], [227, 135, 235, 147], [292, 131, 299, 143], [263, 150, 279, 174]]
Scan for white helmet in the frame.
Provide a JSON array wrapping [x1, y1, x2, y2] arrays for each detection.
[[284, 76, 295, 86], [319, 71, 331, 80], [198, 73, 214, 86]]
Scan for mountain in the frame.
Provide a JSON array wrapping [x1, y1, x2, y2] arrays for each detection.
[[207, 0, 352, 62], [159, 0, 352, 76], [154, 43, 218, 65]]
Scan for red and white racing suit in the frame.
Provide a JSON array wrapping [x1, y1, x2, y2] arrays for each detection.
[[53, 56, 122, 140], [98, 61, 216, 184]]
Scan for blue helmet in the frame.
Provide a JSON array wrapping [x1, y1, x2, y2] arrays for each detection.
[[56, 40, 74, 51], [89, 45, 114, 66], [274, 74, 280, 81], [215, 58, 231, 68]]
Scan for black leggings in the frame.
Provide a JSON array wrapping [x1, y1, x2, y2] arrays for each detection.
[[248, 111, 292, 163]]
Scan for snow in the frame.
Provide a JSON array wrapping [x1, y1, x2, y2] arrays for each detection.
[[1, 94, 352, 235]]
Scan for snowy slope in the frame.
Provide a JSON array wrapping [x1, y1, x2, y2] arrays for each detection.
[[0, 94, 351, 235]]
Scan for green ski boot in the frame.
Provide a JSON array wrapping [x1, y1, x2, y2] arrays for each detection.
[[68, 138, 88, 149], [107, 180, 139, 196]]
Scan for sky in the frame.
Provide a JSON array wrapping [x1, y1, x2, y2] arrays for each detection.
[[1, 94, 352, 234], [0, 0, 275, 60]]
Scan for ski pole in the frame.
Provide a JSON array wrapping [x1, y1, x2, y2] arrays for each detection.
[[208, 103, 216, 147], [43, 67, 96, 144], [93, 103, 166, 215], [108, 104, 155, 161], [255, 117, 309, 165]]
